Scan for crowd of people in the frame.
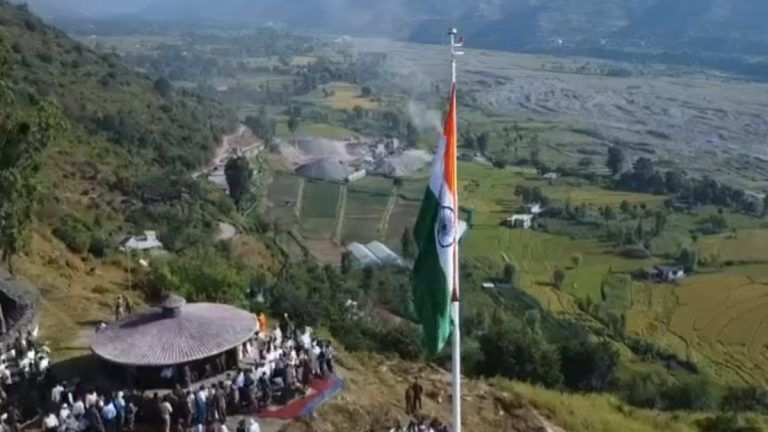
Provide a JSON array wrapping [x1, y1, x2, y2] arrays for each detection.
[[0, 329, 51, 387], [0, 312, 336, 432], [390, 417, 450, 432], [0, 305, 454, 432], [0, 327, 52, 425]]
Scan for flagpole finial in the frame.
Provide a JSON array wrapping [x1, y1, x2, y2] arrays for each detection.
[[449, 27, 461, 85]]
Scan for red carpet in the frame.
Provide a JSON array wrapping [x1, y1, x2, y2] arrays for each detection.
[[257, 375, 344, 420]]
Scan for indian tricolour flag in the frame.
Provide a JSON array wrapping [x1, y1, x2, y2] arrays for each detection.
[[412, 84, 459, 356]]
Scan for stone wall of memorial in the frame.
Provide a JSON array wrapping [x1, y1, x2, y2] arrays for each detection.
[[0, 268, 39, 350]]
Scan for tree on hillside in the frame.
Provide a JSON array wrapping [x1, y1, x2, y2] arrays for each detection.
[[400, 228, 416, 260], [653, 211, 667, 236], [606, 146, 626, 177], [287, 114, 300, 146], [477, 132, 490, 155], [224, 156, 253, 208], [352, 105, 364, 121], [553, 268, 566, 289], [559, 340, 619, 392], [340, 251, 353, 276], [763, 193, 768, 218], [678, 247, 698, 273], [572, 253, 583, 268], [503, 262, 519, 289], [0, 102, 67, 272], [664, 169, 687, 194], [620, 200, 631, 215], [530, 146, 541, 166], [602, 206, 616, 222], [153, 77, 172, 98], [360, 85, 372, 98], [461, 131, 476, 149], [578, 157, 593, 169], [478, 321, 563, 387], [244, 113, 276, 144], [0, 34, 67, 271]]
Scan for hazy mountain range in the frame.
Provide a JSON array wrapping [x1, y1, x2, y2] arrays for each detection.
[[23, 0, 768, 55]]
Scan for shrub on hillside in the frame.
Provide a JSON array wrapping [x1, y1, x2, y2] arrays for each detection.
[[87, 235, 109, 258], [661, 376, 719, 411], [52, 217, 91, 254], [558, 339, 619, 392], [375, 324, 424, 361], [721, 386, 768, 413], [696, 414, 761, 432], [623, 371, 667, 409], [478, 321, 563, 388], [620, 245, 651, 259], [147, 248, 253, 306]]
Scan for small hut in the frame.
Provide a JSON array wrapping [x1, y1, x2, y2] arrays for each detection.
[[91, 294, 256, 388]]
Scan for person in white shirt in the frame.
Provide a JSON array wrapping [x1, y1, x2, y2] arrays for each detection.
[[84, 391, 96, 408], [247, 418, 261, 432], [58, 403, 70, 423], [255, 362, 269, 381], [50, 383, 64, 406], [159, 399, 173, 432], [0, 368, 12, 387], [42, 412, 58, 432], [36, 354, 49, 375], [71, 398, 85, 418]]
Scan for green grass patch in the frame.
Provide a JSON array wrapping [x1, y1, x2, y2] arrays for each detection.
[[276, 121, 356, 140], [266, 173, 301, 227], [385, 199, 422, 250], [302, 181, 340, 219], [496, 379, 707, 432], [350, 176, 395, 195], [695, 229, 768, 263], [341, 189, 390, 244], [298, 81, 381, 110]]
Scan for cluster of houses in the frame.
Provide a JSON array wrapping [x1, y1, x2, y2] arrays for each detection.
[[505, 202, 545, 230], [640, 265, 686, 283]]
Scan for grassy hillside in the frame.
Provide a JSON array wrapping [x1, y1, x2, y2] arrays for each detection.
[[0, 0, 263, 352]]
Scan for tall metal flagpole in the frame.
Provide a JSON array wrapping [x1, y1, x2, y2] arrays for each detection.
[[448, 27, 463, 432]]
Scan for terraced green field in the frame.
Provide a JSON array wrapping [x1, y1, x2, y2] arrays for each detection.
[[266, 160, 768, 385], [300, 181, 340, 239], [266, 173, 301, 229], [341, 189, 390, 244]]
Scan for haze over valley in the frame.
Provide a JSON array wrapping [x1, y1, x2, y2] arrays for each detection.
[[3, 1, 768, 432]]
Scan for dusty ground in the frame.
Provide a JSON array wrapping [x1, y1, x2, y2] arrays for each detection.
[[284, 349, 566, 432], [352, 37, 768, 191]]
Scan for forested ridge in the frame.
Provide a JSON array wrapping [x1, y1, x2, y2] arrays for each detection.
[[0, 0, 239, 267]]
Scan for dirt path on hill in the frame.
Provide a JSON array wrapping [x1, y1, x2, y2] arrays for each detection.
[[193, 125, 263, 178], [333, 185, 348, 243], [378, 186, 399, 239], [295, 178, 306, 220]]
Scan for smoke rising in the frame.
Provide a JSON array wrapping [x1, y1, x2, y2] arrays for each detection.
[[407, 100, 442, 134]]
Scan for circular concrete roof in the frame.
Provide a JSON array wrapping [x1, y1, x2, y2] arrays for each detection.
[[91, 302, 256, 367]]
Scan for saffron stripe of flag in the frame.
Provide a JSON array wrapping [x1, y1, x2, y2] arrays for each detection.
[[412, 85, 458, 356]]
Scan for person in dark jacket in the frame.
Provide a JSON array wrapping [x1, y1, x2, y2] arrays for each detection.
[[86, 405, 105, 432], [215, 382, 227, 424]]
